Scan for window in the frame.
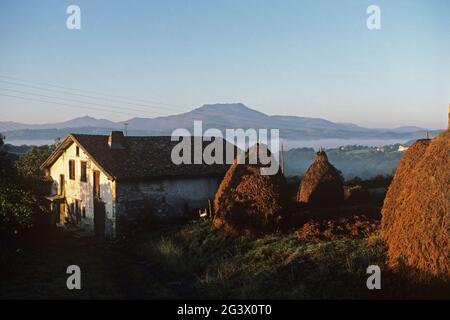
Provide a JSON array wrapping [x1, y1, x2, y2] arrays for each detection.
[[69, 160, 75, 180], [93, 170, 100, 198], [76, 146, 80, 157], [80, 161, 87, 182], [82, 207, 86, 219]]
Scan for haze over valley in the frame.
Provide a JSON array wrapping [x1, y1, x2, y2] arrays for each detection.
[[0, 103, 440, 148]]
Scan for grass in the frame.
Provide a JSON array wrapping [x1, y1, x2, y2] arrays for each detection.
[[1, 219, 447, 299], [122, 219, 387, 299]]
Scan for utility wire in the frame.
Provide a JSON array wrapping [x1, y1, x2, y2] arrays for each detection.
[[0, 77, 187, 113], [0, 87, 169, 117], [0, 93, 150, 118], [0, 74, 186, 109]]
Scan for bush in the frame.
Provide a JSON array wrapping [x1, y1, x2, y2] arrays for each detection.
[[0, 182, 50, 252], [16, 145, 52, 179], [0, 135, 51, 252]]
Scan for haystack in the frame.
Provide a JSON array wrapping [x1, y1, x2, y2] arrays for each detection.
[[213, 144, 287, 235], [381, 130, 450, 280], [297, 150, 344, 206], [381, 138, 431, 235]]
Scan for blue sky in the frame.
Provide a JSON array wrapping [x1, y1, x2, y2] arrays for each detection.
[[0, 0, 449, 128]]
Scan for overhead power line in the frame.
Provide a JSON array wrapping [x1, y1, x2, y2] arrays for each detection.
[[0, 93, 151, 117], [0, 87, 169, 117], [0, 75, 188, 113]]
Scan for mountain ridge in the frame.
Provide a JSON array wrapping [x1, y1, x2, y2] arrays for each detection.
[[0, 103, 436, 144]]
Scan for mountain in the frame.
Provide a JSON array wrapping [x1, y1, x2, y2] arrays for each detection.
[[0, 116, 119, 132], [117, 103, 434, 138], [118, 103, 271, 132], [388, 126, 427, 133], [174, 103, 368, 132], [49, 116, 119, 129], [0, 103, 441, 146]]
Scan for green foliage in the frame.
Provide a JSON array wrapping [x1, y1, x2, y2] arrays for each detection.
[[0, 133, 15, 180], [0, 151, 17, 182], [0, 138, 51, 251], [0, 183, 47, 230], [16, 145, 52, 179], [346, 174, 392, 189]]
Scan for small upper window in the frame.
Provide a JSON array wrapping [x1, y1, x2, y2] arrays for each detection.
[[80, 161, 87, 182], [76, 146, 80, 157], [69, 160, 75, 180]]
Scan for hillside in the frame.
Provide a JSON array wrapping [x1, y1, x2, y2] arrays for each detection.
[[284, 145, 403, 179]]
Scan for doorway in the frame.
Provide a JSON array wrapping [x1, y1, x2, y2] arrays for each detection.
[[59, 174, 65, 195], [59, 202, 66, 224], [94, 199, 105, 237]]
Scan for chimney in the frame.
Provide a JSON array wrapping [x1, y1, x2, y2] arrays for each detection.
[[448, 104, 450, 129], [108, 131, 125, 149]]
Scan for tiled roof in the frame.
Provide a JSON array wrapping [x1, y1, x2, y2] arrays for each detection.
[[42, 133, 235, 181]]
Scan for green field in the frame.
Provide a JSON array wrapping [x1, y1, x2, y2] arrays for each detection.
[[3, 218, 445, 300]]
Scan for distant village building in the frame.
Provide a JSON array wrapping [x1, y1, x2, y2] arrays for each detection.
[[398, 145, 408, 152], [40, 131, 231, 238]]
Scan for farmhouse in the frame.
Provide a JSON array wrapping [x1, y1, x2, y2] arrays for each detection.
[[40, 131, 232, 238]]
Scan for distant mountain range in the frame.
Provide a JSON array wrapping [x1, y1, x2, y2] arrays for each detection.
[[0, 103, 441, 147]]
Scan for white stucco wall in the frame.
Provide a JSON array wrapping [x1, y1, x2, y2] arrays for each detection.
[[115, 177, 220, 224], [47, 140, 225, 236], [48, 142, 116, 237]]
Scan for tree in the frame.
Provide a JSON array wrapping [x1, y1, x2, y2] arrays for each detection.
[[16, 145, 52, 180], [0, 133, 17, 182], [0, 136, 52, 251], [0, 183, 47, 229], [0, 181, 50, 252]]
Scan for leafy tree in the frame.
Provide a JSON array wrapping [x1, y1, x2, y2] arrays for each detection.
[[0, 133, 18, 182], [16, 145, 52, 179], [0, 181, 50, 252], [0, 135, 51, 251], [0, 183, 47, 229]]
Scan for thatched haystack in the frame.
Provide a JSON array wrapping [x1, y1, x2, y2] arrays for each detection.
[[381, 131, 450, 280], [381, 138, 431, 235], [297, 150, 344, 206], [213, 144, 287, 235]]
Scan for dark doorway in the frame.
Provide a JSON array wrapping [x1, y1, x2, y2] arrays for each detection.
[[94, 199, 105, 237], [75, 199, 81, 224]]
